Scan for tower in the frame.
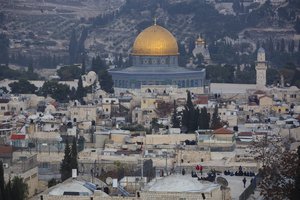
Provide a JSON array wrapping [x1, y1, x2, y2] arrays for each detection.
[[255, 47, 267, 88]]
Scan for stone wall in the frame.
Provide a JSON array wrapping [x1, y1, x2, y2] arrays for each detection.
[[146, 134, 196, 145], [177, 149, 211, 163]]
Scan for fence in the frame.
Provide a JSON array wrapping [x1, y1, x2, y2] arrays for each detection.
[[239, 173, 262, 200]]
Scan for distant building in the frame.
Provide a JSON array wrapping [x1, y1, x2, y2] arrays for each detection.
[[255, 47, 268, 89], [192, 36, 211, 64], [110, 22, 207, 91], [141, 174, 230, 200]]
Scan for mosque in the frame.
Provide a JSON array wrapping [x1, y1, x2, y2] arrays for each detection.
[[109, 22, 206, 91]]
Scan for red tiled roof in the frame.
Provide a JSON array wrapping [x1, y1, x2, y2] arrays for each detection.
[[194, 95, 209, 105], [238, 132, 253, 136], [0, 145, 13, 156], [11, 134, 26, 140], [213, 127, 234, 134]]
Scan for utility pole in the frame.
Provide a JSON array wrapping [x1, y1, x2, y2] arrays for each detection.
[[165, 151, 168, 175]]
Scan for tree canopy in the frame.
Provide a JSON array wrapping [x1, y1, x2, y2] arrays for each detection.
[[57, 65, 82, 81], [0, 162, 28, 200], [0, 33, 9, 66], [9, 79, 37, 94], [39, 81, 70, 102], [60, 137, 78, 181]]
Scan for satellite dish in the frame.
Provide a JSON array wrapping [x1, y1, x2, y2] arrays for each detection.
[[216, 177, 228, 187], [106, 177, 113, 185]]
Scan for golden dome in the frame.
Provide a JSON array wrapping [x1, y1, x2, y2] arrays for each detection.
[[132, 24, 179, 56]]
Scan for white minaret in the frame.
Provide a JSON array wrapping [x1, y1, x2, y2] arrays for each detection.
[[255, 47, 267, 89]]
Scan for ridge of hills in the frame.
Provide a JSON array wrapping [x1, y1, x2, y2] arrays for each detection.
[[0, 0, 300, 69]]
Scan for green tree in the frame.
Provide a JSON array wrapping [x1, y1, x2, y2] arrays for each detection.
[[199, 107, 210, 129], [75, 76, 86, 103], [0, 33, 9, 66], [57, 65, 82, 81], [10, 176, 28, 200], [99, 70, 114, 93], [60, 139, 72, 181], [91, 56, 107, 73], [9, 79, 37, 94], [48, 178, 57, 188], [4, 179, 11, 200], [0, 12, 5, 25], [280, 38, 286, 52], [267, 68, 280, 85], [81, 58, 86, 75], [252, 137, 298, 199], [76, 28, 88, 63], [295, 17, 300, 34], [210, 105, 222, 130], [70, 137, 78, 172], [27, 62, 33, 74], [69, 30, 77, 64], [181, 91, 199, 132], [39, 81, 71, 102], [150, 118, 160, 133], [232, 0, 241, 14], [171, 100, 180, 128], [0, 161, 4, 200]]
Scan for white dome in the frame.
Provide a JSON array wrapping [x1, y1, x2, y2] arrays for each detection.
[[49, 180, 93, 196], [145, 175, 219, 193]]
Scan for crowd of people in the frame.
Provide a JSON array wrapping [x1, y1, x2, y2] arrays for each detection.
[[223, 166, 255, 177]]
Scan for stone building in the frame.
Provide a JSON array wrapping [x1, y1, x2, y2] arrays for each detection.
[[110, 23, 207, 91], [255, 47, 268, 89]]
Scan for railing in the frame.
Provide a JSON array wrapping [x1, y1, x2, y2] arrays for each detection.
[[210, 144, 236, 152], [239, 173, 262, 200], [118, 185, 130, 197]]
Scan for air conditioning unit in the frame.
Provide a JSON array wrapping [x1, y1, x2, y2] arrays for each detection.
[[3, 163, 9, 168]]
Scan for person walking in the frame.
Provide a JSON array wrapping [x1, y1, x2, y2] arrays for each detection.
[[243, 177, 247, 188]]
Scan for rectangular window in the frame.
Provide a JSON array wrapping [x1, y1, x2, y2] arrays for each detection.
[[41, 162, 49, 168], [0, 106, 5, 110]]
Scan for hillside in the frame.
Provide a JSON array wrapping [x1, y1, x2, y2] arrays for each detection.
[[1, 0, 300, 70]]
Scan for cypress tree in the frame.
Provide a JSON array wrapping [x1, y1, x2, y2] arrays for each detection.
[[11, 177, 28, 200], [280, 38, 285, 52], [0, 161, 4, 200], [76, 76, 86, 103], [181, 91, 199, 133], [0, 33, 9, 66], [69, 30, 77, 64], [99, 70, 114, 93], [295, 17, 300, 34], [70, 137, 78, 172], [81, 58, 86, 75], [210, 105, 222, 130], [60, 139, 72, 181], [199, 107, 210, 129], [193, 107, 200, 131], [4, 179, 12, 200], [171, 100, 180, 128]]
